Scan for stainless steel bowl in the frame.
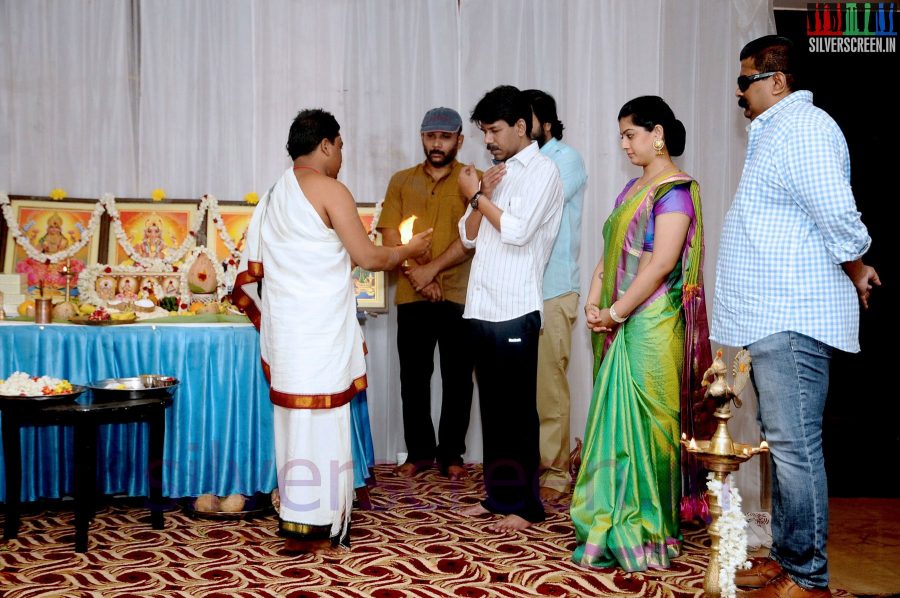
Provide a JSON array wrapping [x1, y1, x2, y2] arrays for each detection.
[[87, 376, 179, 400]]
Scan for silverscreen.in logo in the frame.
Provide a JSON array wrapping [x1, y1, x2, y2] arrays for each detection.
[[807, 2, 896, 52]]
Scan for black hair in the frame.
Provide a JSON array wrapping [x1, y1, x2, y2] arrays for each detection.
[[470, 85, 530, 129], [617, 96, 686, 157], [522, 89, 565, 140], [286, 109, 340, 160], [739, 35, 802, 91]]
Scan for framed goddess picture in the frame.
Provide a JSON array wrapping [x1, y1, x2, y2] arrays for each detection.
[[354, 203, 386, 311], [206, 203, 255, 262], [3, 199, 102, 297], [108, 203, 196, 265]]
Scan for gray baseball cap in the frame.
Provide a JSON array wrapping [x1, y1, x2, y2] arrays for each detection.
[[421, 107, 462, 133]]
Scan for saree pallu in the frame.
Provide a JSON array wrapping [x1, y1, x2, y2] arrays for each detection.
[[571, 172, 711, 571]]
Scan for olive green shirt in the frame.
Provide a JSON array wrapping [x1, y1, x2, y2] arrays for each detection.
[[378, 160, 475, 305]]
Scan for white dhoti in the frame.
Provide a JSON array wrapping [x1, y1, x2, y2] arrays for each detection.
[[273, 404, 354, 540], [234, 167, 366, 543]]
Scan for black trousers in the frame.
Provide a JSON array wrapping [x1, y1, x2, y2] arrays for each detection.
[[469, 311, 545, 523], [397, 301, 474, 470]]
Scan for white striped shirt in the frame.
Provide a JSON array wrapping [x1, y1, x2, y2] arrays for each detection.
[[459, 141, 564, 323]]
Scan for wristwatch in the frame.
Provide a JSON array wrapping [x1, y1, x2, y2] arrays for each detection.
[[469, 191, 483, 210]]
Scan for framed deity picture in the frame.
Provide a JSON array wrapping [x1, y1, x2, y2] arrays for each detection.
[[354, 203, 386, 311], [2, 199, 102, 297], [205, 203, 255, 261], [107, 203, 197, 266]]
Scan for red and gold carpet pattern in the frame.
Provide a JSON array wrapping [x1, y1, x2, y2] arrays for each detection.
[[1, 465, 855, 597]]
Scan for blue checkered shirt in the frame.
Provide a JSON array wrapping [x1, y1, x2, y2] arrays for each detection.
[[710, 91, 871, 353]]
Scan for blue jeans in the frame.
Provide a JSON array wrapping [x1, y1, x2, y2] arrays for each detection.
[[748, 331, 833, 590]]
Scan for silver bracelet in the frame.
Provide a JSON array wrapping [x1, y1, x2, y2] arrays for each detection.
[[609, 303, 628, 324]]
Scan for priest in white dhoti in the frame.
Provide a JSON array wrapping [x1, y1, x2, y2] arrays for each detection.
[[234, 108, 432, 552]]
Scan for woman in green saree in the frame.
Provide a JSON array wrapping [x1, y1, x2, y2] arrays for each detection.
[[571, 96, 712, 571]]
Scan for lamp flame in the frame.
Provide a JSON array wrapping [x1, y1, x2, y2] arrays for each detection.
[[399, 215, 417, 244]]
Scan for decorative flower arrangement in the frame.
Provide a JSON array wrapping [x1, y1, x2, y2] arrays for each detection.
[[49, 188, 67, 201], [1, 192, 104, 264], [707, 472, 750, 598], [244, 192, 259, 205], [151, 188, 167, 202], [6, 191, 244, 306]]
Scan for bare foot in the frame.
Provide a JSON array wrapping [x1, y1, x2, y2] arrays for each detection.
[[393, 462, 421, 477], [489, 514, 532, 532], [539, 486, 564, 502], [445, 465, 469, 481], [283, 537, 338, 555], [459, 503, 491, 517]]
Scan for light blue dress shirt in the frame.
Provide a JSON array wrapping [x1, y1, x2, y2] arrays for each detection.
[[710, 91, 871, 353], [540, 138, 587, 300]]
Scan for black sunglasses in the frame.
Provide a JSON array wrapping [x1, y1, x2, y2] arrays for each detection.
[[737, 71, 777, 92]]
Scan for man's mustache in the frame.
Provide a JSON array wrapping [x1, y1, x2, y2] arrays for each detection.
[[486, 144, 499, 151], [738, 97, 749, 110]]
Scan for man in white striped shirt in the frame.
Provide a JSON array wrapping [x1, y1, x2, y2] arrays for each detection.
[[456, 85, 564, 532]]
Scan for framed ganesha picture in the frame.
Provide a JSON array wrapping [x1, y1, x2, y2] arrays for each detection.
[[2, 199, 102, 297], [354, 203, 386, 311], [108, 203, 196, 265], [206, 203, 255, 262]]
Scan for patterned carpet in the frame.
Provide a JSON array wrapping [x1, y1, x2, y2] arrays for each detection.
[[0, 465, 855, 597]]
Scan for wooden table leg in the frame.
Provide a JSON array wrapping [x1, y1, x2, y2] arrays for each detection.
[[73, 422, 98, 553], [147, 405, 166, 530], [2, 413, 22, 540]]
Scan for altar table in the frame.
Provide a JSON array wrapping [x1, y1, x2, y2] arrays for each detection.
[[0, 321, 277, 502]]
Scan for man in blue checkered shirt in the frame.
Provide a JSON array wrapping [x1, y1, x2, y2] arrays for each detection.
[[711, 35, 880, 597]]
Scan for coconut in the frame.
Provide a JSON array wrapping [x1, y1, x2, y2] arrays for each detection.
[[193, 493, 220, 512], [219, 493, 247, 513], [52, 301, 79, 321], [187, 253, 218, 294]]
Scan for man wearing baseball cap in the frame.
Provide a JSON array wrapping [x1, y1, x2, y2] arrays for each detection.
[[377, 107, 480, 481]]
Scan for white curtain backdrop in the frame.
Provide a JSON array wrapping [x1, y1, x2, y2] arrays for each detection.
[[0, 0, 773, 508]]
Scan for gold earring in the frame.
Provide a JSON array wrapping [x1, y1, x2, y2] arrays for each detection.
[[653, 138, 665, 155]]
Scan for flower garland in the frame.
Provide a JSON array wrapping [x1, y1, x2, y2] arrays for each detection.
[[707, 472, 749, 598], [368, 199, 384, 242], [1, 192, 105, 263], [205, 194, 244, 259], [101, 193, 207, 267]]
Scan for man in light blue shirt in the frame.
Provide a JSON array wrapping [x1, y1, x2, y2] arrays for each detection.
[[523, 90, 587, 502], [711, 36, 879, 597]]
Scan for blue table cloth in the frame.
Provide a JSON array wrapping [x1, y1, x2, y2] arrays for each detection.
[[0, 322, 374, 502]]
